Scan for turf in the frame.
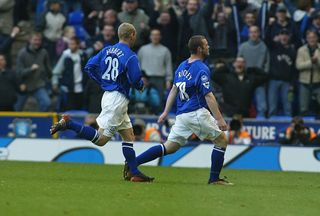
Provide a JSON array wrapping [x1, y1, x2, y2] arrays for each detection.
[[0, 161, 319, 216]]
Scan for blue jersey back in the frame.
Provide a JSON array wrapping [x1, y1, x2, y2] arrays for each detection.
[[85, 42, 143, 97], [173, 59, 213, 115]]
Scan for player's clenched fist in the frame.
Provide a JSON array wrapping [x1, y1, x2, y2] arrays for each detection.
[[217, 118, 228, 131]]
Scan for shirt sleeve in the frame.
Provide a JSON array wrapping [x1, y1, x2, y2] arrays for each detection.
[[196, 68, 213, 96], [126, 55, 144, 90], [84, 48, 105, 85]]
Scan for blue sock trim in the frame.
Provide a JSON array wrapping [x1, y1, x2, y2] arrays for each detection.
[[160, 144, 166, 156], [122, 143, 133, 147], [91, 130, 100, 143]]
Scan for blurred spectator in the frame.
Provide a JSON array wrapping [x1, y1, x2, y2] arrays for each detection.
[[132, 118, 161, 142], [308, 9, 320, 38], [279, 116, 318, 145], [283, 0, 314, 44], [138, 29, 172, 102], [234, 0, 259, 19], [84, 79, 103, 113], [68, 10, 90, 41], [0, 0, 14, 35], [52, 36, 88, 111], [266, 5, 300, 49], [212, 11, 237, 59], [231, 0, 259, 45], [100, 9, 121, 32], [268, 29, 297, 117], [212, 57, 268, 117], [56, 26, 76, 57], [226, 114, 252, 145], [133, 118, 147, 141], [99, 0, 123, 12], [62, 0, 82, 15], [0, 26, 20, 67], [15, 32, 51, 112], [13, 0, 30, 26], [36, 0, 66, 65], [118, 0, 150, 50], [177, 0, 214, 61], [238, 25, 269, 118], [173, 0, 187, 17], [144, 127, 161, 142], [296, 30, 320, 116], [129, 72, 161, 114], [81, 0, 100, 36], [86, 24, 116, 56], [149, 1, 179, 60], [240, 11, 256, 42], [0, 54, 18, 111]]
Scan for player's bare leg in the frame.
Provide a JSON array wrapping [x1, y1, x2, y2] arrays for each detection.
[[208, 133, 234, 186], [119, 128, 154, 182]]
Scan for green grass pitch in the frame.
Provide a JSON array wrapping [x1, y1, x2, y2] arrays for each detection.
[[1, 161, 319, 216]]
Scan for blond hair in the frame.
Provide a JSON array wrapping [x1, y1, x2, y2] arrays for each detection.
[[118, 22, 136, 40]]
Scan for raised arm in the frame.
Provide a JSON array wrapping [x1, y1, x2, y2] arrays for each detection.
[[158, 85, 178, 123]]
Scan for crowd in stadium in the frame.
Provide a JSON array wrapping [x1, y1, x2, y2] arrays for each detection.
[[0, 0, 319, 120]]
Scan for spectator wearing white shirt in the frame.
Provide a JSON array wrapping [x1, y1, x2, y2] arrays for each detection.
[[52, 36, 88, 111]]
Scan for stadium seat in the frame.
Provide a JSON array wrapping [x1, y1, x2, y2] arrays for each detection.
[[269, 116, 292, 121], [68, 10, 89, 41]]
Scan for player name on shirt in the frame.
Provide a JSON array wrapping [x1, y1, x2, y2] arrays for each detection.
[[178, 69, 192, 80], [106, 47, 124, 58]]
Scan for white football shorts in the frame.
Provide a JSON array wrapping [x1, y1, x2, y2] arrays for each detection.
[[96, 91, 132, 137], [167, 107, 222, 146]]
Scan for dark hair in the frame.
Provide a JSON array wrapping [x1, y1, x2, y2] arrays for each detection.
[[150, 28, 161, 34], [306, 30, 318, 38], [30, 31, 42, 39], [70, 36, 81, 45], [188, 35, 205, 54]]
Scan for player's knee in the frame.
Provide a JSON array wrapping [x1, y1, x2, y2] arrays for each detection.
[[164, 141, 180, 154], [94, 135, 111, 146], [214, 133, 228, 149]]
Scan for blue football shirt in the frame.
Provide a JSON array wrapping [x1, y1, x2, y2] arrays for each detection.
[[173, 59, 213, 115], [84, 42, 144, 98]]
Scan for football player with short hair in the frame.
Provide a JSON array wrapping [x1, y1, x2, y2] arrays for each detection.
[[50, 23, 154, 182], [126, 35, 233, 185]]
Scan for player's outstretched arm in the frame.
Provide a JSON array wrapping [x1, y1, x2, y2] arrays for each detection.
[[158, 85, 178, 123], [205, 92, 228, 131]]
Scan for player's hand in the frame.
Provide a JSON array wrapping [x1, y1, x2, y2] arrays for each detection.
[[217, 118, 228, 131], [158, 112, 168, 124]]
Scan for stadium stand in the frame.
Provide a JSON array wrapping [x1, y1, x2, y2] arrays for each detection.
[[0, 0, 319, 145]]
